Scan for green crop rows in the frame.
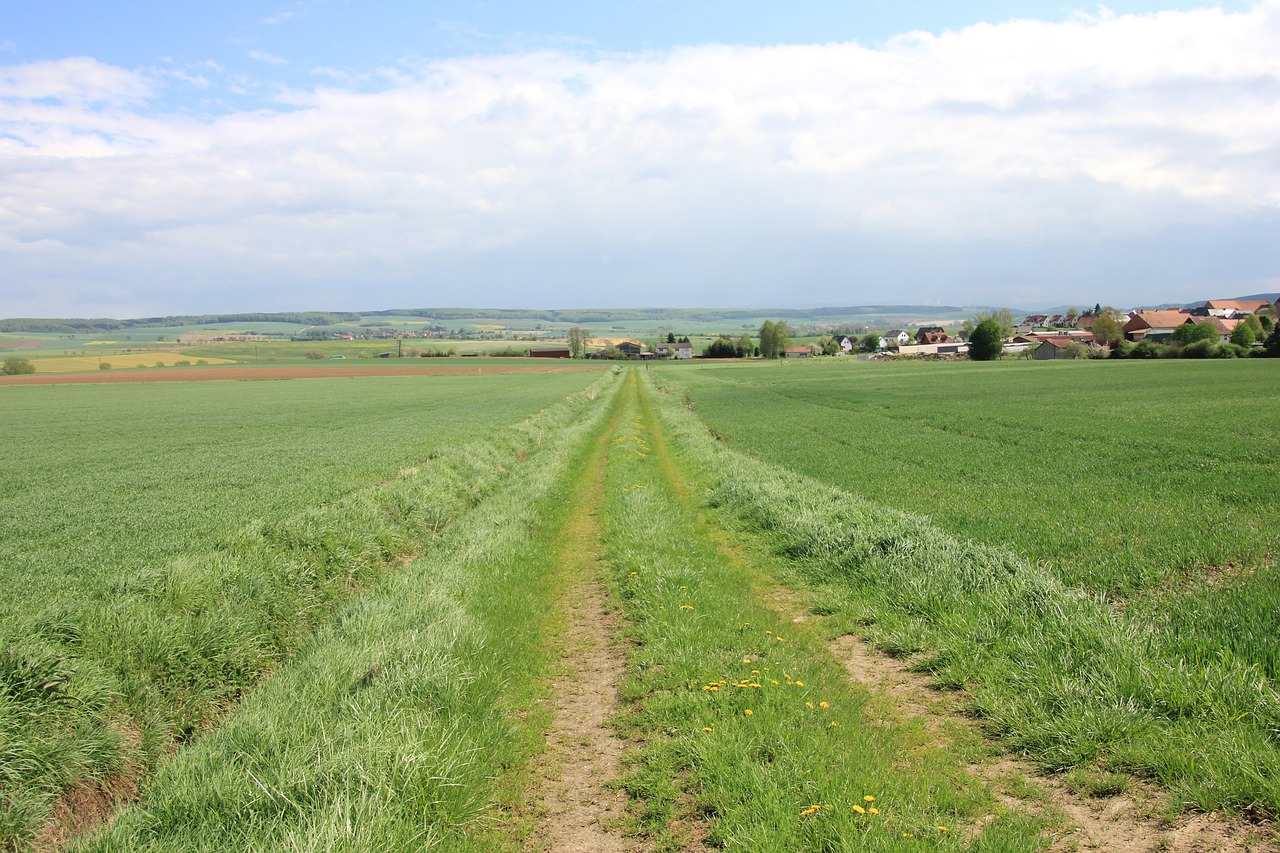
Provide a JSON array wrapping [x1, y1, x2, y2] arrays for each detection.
[[0, 371, 603, 845], [657, 357, 1280, 815]]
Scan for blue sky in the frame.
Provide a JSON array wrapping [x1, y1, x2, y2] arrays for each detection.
[[2, 1, 1277, 316]]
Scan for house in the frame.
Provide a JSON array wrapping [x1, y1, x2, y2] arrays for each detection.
[[1202, 299, 1270, 317], [615, 341, 644, 357], [656, 340, 694, 359], [1200, 317, 1242, 342], [1023, 315, 1048, 327], [1122, 310, 1192, 342], [883, 330, 911, 346], [832, 335, 857, 353], [1033, 338, 1083, 360], [783, 345, 816, 358], [916, 326, 949, 345]]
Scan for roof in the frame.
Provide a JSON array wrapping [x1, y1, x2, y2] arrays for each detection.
[[1204, 299, 1269, 312], [1202, 317, 1242, 335], [1123, 310, 1191, 331]]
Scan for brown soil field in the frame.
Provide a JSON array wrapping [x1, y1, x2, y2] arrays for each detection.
[[0, 363, 609, 386]]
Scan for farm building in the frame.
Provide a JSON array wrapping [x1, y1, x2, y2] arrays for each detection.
[[1201, 299, 1270, 317], [783, 345, 816, 358], [1122, 310, 1192, 342], [655, 341, 693, 359], [529, 348, 571, 358], [1033, 339, 1082, 359]]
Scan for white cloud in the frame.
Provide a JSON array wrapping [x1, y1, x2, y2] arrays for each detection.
[[248, 50, 287, 65], [2, 3, 1278, 314]]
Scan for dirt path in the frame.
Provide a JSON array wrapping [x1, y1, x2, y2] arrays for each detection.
[[534, 387, 643, 853], [828, 634, 1275, 852]]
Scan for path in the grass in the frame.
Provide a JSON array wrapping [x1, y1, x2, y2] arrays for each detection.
[[536, 388, 638, 853], [829, 634, 1275, 853]]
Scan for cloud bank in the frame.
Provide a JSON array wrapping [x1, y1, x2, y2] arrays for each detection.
[[2, 3, 1278, 316]]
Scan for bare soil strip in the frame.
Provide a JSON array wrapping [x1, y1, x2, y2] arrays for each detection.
[[0, 363, 606, 386], [534, 394, 641, 853], [830, 634, 1276, 853]]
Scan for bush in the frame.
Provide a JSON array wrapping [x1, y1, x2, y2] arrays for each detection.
[[99, 362, 112, 370], [1110, 340, 1134, 359], [968, 318, 1004, 361], [1131, 339, 1167, 359], [1, 357, 35, 375], [1182, 339, 1216, 359], [304, 350, 325, 360]]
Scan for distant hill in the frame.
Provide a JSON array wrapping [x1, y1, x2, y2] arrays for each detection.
[[1, 306, 1014, 336]]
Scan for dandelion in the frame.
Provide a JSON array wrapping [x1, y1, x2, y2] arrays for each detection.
[[937, 826, 948, 833], [629, 571, 638, 577], [868, 807, 879, 815], [679, 585, 687, 590], [794, 681, 804, 687], [744, 709, 754, 716], [765, 630, 772, 635], [680, 605, 694, 611], [742, 657, 753, 664], [852, 805, 866, 814], [819, 701, 830, 709], [863, 796, 875, 803], [829, 721, 841, 728], [806, 702, 814, 709], [801, 805, 820, 817], [702, 727, 714, 732]]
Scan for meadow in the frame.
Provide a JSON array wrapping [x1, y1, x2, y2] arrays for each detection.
[[0, 370, 605, 845]]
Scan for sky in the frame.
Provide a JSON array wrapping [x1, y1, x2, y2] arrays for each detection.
[[2, 1, 1278, 317]]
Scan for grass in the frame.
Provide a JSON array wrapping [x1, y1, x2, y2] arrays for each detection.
[[666, 357, 1280, 596], [0, 370, 607, 848], [595, 371, 1045, 850], [76, 370, 624, 852], [647, 360, 1280, 817]]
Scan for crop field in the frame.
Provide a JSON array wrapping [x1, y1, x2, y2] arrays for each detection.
[[655, 357, 1280, 817], [0, 370, 606, 845], [4, 361, 1276, 852]]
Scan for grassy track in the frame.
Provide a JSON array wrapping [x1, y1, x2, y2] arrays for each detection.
[[597, 370, 1043, 850], [648, 362, 1280, 818], [0, 372, 605, 848], [71, 371, 623, 851]]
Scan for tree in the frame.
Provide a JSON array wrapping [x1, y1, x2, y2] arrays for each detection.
[[1091, 310, 1123, 347], [1263, 322, 1280, 358], [968, 318, 1004, 360], [666, 332, 676, 344], [567, 327, 590, 359], [1172, 321, 1218, 348], [1229, 323, 1256, 348], [758, 320, 779, 359], [774, 321, 792, 355], [702, 337, 737, 358], [2, 357, 35, 375], [964, 308, 1014, 340], [1066, 306, 1081, 323], [736, 334, 753, 358], [860, 333, 881, 352]]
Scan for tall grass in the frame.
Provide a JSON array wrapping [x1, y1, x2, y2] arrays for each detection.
[[0, 372, 613, 849], [77, 370, 623, 851], [646, 368, 1280, 817]]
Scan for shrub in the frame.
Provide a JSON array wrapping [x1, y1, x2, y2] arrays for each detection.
[[1131, 339, 1166, 359], [304, 350, 325, 360], [1182, 339, 1216, 359], [1, 357, 35, 375], [99, 362, 112, 370]]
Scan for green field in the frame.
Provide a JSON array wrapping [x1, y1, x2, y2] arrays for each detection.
[[4, 360, 1277, 850], [656, 357, 1280, 814], [0, 371, 605, 844]]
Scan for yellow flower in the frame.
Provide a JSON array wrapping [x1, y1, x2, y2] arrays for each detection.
[[806, 702, 814, 709], [819, 701, 830, 709], [937, 826, 948, 833], [852, 805, 866, 815], [868, 807, 879, 815], [829, 721, 841, 728], [680, 604, 694, 610], [702, 726, 713, 732], [744, 709, 754, 716], [742, 657, 753, 664], [863, 795, 875, 803], [679, 585, 687, 589], [794, 681, 804, 687], [628, 571, 638, 577]]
